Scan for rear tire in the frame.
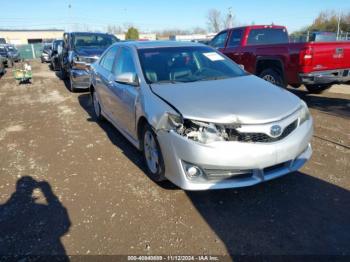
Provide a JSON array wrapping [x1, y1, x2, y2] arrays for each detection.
[[142, 123, 166, 182], [259, 69, 285, 88], [305, 84, 331, 94]]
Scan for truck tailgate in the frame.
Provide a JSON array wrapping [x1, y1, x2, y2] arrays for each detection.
[[308, 42, 350, 72]]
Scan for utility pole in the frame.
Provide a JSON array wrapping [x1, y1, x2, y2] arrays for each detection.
[[227, 7, 233, 29], [336, 11, 341, 40], [68, 2, 72, 32]]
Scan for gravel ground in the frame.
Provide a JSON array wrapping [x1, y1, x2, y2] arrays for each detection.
[[0, 61, 349, 259]]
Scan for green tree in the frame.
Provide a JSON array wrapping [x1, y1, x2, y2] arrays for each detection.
[[125, 27, 139, 40]]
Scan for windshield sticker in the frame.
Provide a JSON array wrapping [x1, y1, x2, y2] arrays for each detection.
[[203, 52, 225, 61]]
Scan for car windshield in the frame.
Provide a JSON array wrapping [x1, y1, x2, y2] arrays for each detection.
[[73, 34, 117, 49], [138, 46, 246, 84]]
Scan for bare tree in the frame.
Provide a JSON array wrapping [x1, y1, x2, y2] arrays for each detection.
[[192, 27, 207, 34], [107, 25, 124, 34], [207, 9, 222, 32]]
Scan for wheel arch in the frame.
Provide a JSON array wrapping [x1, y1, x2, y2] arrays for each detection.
[[255, 57, 286, 85], [137, 116, 149, 151]]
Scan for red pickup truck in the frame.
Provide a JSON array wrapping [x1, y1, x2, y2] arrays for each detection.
[[210, 25, 350, 93]]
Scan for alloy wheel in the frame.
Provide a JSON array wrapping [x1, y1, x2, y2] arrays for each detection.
[[143, 130, 159, 174], [262, 74, 276, 85]]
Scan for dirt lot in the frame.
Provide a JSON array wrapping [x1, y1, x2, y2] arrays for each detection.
[[0, 61, 349, 258]]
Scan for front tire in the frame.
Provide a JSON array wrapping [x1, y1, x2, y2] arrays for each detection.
[[259, 69, 285, 88], [60, 67, 68, 80], [142, 124, 166, 182]]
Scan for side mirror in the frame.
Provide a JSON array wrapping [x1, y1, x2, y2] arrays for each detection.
[[238, 64, 245, 70], [115, 72, 139, 86]]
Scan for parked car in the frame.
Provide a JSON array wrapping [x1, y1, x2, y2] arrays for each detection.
[[5, 45, 20, 62], [40, 43, 52, 63], [0, 38, 6, 44], [210, 25, 350, 93], [0, 45, 13, 67], [90, 41, 313, 190], [0, 55, 6, 75], [60, 32, 118, 92], [50, 40, 64, 71]]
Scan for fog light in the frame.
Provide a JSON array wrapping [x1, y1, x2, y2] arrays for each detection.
[[187, 166, 200, 177], [182, 161, 203, 179]]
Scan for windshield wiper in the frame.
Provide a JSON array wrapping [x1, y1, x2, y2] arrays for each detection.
[[151, 80, 182, 84], [200, 76, 227, 81]]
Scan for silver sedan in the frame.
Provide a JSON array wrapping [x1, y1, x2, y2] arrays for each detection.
[[90, 41, 313, 190]]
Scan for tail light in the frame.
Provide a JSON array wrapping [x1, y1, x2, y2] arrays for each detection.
[[300, 46, 314, 66]]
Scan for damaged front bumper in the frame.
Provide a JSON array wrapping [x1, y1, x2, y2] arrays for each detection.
[[70, 68, 91, 89], [156, 117, 313, 191]]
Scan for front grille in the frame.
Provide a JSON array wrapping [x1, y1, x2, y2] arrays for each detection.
[[226, 120, 298, 143], [203, 169, 253, 181]]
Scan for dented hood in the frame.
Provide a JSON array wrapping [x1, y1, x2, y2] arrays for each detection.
[[151, 75, 301, 124]]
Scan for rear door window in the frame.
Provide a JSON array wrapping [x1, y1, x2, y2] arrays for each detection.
[[227, 29, 243, 47], [247, 28, 288, 45]]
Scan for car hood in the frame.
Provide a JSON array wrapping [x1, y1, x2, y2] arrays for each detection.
[[75, 47, 106, 57], [151, 75, 302, 124]]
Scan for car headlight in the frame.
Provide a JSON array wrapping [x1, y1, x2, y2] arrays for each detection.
[[299, 100, 310, 125], [168, 115, 225, 144]]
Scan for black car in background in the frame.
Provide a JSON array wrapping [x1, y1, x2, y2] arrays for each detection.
[[0, 45, 13, 67], [5, 45, 20, 62], [50, 40, 63, 71], [60, 32, 118, 92], [40, 43, 52, 63]]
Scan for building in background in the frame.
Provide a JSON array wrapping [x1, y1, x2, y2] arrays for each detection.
[[114, 33, 157, 41], [0, 29, 64, 45], [169, 33, 215, 42]]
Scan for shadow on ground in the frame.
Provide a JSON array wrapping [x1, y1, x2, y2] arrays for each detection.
[[0, 176, 70, 260], [77, 93, 177, 190], [288, 87, 350, 120], [186, 172, 350, 257]]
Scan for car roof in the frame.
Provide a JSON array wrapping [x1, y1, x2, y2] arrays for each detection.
[[67, 32, 114, 36], [116, 40, 205, 49]]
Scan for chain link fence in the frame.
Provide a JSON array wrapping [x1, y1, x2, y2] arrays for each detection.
[[16, 44, 43, 60]]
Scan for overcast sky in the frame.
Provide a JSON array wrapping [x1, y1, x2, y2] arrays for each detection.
[[0, 0, 349, 33]]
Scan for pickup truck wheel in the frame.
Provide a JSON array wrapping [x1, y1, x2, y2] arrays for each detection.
[[142, 124, 166, 182], [259, 69, 285, 88], [305, 84, 331, 94]]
